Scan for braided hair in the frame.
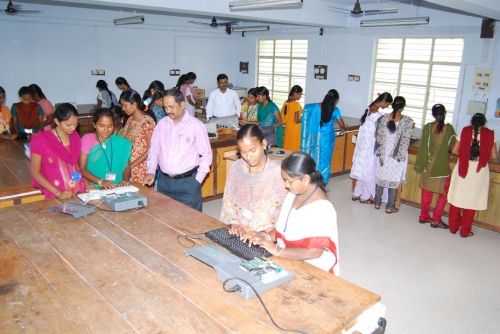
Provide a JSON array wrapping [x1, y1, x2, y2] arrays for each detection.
[[431, 104, 446, 133], [284, 85, 303, 116], [470, 113, 486, 161], [387, 96, 406, 133], [320, 89, 339, 127], [361, 92, 393, 125], [120, 89, 146, 111], [96, 80, 115, 108]]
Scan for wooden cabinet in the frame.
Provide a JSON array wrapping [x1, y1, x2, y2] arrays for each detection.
[[402, 148, 500, 232], [331, 134, 346, 174], [201, 134, 237, 201], [330, 130, 358, 176], [77, 114, 94, 136]]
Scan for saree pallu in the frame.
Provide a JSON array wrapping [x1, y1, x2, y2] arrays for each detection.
[[301, 103, 339, 184], [301, 103, 321, 163], [30, 130, 86, 199], [281, 101, 302, 151], [86, 134, 132, 188]]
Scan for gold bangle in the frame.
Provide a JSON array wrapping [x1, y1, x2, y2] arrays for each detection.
[[98, 179, 102, 187]]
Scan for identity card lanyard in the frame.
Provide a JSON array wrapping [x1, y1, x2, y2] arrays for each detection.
[[96, 135, 115, 181]]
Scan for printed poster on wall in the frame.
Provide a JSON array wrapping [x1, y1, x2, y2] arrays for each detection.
[[473, 67, 493, 92]]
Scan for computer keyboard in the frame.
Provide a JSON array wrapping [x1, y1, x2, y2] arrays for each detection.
[[77, 185, 140, 202], [205, 228, 272, 261]]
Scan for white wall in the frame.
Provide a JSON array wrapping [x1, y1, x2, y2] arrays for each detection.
[[231, 5, 500, 135], [0, 2, 241, 106], [2, 1, 499, 137]]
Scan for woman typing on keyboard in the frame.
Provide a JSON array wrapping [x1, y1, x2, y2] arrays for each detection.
[[245, 152, 339, 275], [220, 124, 287, 236], [79, 108, 132, 189]]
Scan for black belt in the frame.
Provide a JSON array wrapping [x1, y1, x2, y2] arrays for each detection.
[[163, 166, 198, 179]]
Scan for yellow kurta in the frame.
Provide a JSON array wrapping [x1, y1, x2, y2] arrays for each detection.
[[281, 101, 302, 151]]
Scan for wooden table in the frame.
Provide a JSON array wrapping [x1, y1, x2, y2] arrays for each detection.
[[0, 140, 42, 208], [0, 187, 380, 333]]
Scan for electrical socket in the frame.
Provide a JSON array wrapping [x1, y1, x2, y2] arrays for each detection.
[[91, 69, 106, 76]]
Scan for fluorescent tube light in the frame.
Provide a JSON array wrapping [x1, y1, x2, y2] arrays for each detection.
[[230, 0, 303, 11], [360, 16, 429, 27], [113, 15, 145, 25], [232, 25, 270, 32]]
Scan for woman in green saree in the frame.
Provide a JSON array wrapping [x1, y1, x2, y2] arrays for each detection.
[[79, 108, 132, 189]]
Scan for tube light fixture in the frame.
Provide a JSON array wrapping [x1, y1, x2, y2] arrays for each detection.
[[360, 16, 429, 27], [232, 25, 270, 32], [113, 15, 145, 25], [229, 0, 303, 11]]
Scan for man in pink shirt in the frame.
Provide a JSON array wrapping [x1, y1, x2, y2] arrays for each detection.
[[144, 88, 212, 211]]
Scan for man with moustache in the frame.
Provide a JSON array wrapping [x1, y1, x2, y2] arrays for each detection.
[[206, 73, 241, 120], [144, 88, 212, 211]]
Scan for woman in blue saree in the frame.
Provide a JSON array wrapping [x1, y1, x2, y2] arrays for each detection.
[[301, 89, 345, 184]]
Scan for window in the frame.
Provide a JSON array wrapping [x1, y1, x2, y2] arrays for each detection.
[[257, 39, 308, 108], [372, 38, 464, 128]]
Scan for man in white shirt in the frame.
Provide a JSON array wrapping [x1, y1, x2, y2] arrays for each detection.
[[205, 74, 241, 120]]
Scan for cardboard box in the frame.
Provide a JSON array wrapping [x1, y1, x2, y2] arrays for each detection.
[[196, 89, 205, 99]]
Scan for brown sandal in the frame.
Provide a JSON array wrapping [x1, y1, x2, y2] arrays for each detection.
[[430, 220, 449, 229], [385, 207, 399, 214]]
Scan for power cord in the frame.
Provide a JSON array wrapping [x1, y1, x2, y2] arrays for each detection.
[[176, 232, 207, 248], [222, 277, 307, 334], [96, 204, 145, 213], [207, 150, 221, 175]]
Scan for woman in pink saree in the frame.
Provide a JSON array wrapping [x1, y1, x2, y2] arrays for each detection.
[[30, 103, 86, 199]]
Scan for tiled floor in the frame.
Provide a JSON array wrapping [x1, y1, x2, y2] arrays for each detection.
[[202, 174, 500, 334]]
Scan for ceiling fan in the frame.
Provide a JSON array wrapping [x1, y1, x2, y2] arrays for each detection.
[[2, 0, 41, 15], [188, 16, 238, 28], [329, 0, 398, 15]]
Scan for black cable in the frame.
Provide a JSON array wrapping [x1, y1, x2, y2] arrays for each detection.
[[222, 278, 307, 334], [207, 150, 221, 175], [176, 232, 206, 248], [96, 205, 144, 213]]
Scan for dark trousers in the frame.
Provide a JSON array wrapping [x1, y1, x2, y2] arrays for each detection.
[[374, 184, 397, 209], [157, 172, 202, 212]]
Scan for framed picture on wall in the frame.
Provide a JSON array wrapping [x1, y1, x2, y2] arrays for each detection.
[[240, 62, 249, 74]]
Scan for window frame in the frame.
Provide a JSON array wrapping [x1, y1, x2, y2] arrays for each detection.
[[371, 37, 464, 128], [256, 39, 308, 108]]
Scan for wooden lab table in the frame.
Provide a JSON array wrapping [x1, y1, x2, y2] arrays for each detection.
[[0, 186, 381, 333], [0, 140, 42, 208]]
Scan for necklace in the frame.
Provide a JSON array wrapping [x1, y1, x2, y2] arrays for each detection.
[[96, 134, 110, 149], [283, 185, 319, 233], [54, 128, 68, 146], [248, 154, 268, 174]]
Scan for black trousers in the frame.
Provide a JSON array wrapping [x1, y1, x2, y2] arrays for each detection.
[[374, 184, 397, 209], [157, 172, 202, 212]]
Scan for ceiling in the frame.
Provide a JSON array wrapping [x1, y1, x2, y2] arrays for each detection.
[[6, 0, 500, 26]]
